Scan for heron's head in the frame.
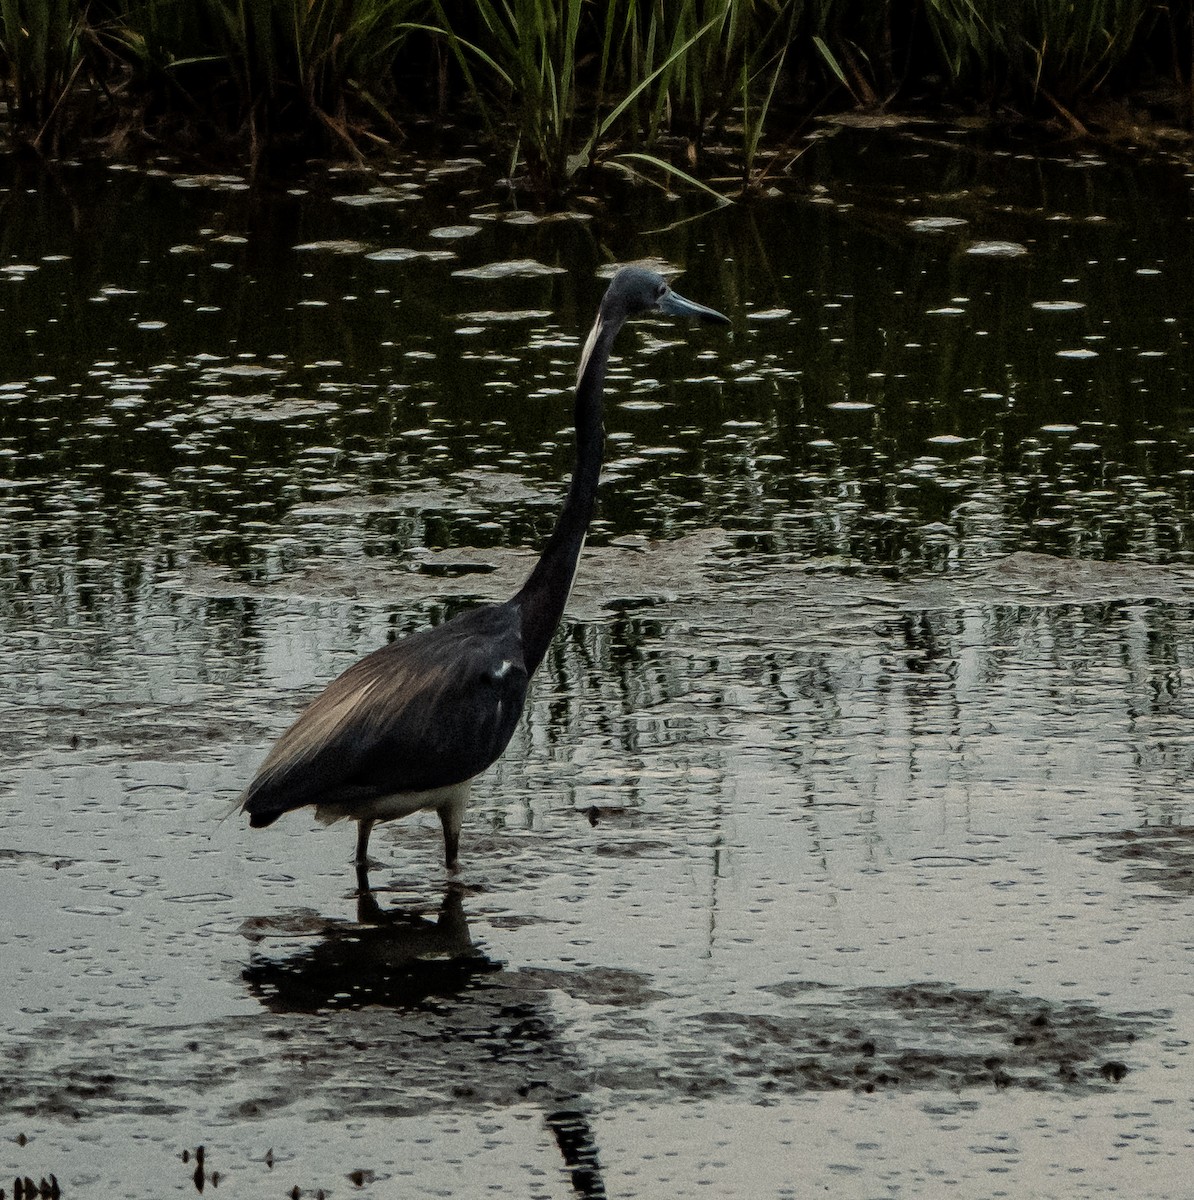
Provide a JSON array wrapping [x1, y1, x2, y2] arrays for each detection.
[[578, 265, 728, 388], [601, 265, 730, 326]]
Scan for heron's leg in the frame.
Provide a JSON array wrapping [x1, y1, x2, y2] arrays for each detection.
[[437, 782, 470, 872], [438, 804, 461, 871], [354, 818, 375, 866]]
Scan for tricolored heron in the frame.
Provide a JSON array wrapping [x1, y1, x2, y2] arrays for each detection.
[[241, 266, 729, 871]]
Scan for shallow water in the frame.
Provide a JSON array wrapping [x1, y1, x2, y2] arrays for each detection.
[[3, 123, 1194, 1196]]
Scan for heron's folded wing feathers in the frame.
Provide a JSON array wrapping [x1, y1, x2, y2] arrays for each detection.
[[242, 606, 528, 819]]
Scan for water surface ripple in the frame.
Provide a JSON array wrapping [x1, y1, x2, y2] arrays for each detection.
[[2, 127, 1194, 1197]]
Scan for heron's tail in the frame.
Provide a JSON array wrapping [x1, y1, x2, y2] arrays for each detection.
[[241, 789, 285, 827]]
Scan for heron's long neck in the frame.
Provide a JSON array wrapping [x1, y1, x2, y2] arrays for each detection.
[[514, 309, 622, 675]]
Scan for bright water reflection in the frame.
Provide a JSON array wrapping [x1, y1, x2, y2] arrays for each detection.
[[3, 124, 1194, 1197]]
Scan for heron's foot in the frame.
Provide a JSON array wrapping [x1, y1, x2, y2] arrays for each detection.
[[353, 862, 386, 922]]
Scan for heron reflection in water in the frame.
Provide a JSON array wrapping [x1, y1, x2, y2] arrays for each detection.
[[243, 884, 609, 1198], [241, 267, 729, 873]]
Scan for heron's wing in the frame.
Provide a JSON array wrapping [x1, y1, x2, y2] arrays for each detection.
[[242, 603, 529, 822]]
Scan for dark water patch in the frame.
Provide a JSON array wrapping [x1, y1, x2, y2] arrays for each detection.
[[1075, 825, 1194, 897], [0, 848, 72, 869], [0, 699, 272, 765], [589, 837, 677, 858], [245, 933, 503, 1014]]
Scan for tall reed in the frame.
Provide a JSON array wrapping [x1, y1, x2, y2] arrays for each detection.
[[0, 0, 1178, 188], [922, 0, 1156, 107], [0, 0, 89, 148], [108, 0, 426, 156], [431, 0, 588, 187]]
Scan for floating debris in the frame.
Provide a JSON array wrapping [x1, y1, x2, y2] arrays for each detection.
[[453, 259, 567, 280], [1032, 299, 1086, 312], [907, 216, 969, 232], [455, 309, 552, 323], [293, 240, 369, 255], [965, 239, 1029, 257], [365, 247, 456, 263]]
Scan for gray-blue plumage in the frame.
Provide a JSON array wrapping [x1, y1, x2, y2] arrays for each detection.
[[248, 605, 526, 803], [241, 266, 729, 872]]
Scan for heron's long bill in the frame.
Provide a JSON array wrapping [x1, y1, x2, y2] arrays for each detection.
[[659, 288, 730, 325]]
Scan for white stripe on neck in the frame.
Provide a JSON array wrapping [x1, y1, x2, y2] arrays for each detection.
[[577, 314, 604, 388]]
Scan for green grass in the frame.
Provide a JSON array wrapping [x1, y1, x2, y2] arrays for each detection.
[[923, 0, 1157, 107], [0, 1, 1178, 189], [103, 0, 425, 156], [0, 0, 89, 149]]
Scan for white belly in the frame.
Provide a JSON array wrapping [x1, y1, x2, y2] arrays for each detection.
[[314, 779, 471, 826]]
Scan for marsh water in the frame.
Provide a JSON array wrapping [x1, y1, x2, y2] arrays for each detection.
[[2, 119, 1194, 1197]]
